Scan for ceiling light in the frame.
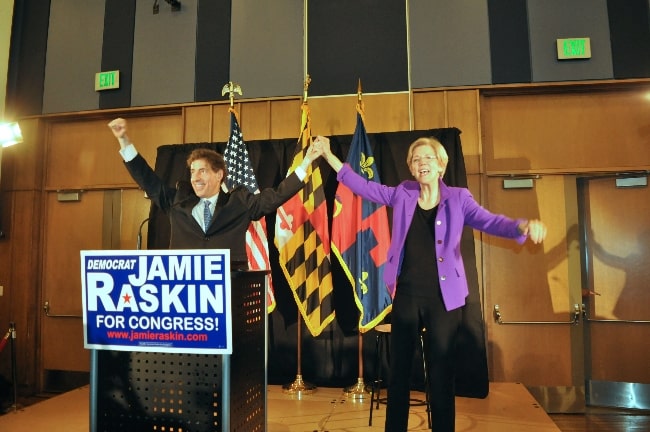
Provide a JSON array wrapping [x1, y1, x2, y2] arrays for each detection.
[[0, 122, 23, 148]]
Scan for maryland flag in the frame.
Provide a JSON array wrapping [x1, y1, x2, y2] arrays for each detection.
[[275, 103, 335, 337], [332, 110, 392, 332], [223, 108, 276, 313]]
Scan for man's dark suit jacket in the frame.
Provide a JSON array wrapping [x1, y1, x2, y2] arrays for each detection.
[[125, 153, 304, 265]]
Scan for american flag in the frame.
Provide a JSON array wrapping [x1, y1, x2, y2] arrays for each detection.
[[223, 109, 276, 313]]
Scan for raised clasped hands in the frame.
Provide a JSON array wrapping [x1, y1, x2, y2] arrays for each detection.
[[306, 140, 323, 161], [313, 136, 330, 155]]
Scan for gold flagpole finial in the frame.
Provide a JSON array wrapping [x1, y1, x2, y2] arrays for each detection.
[[303, 75, 311, 103], [356, 79, 365, 116], [357, 78, 363, 103], [221, 81, 242, 108]]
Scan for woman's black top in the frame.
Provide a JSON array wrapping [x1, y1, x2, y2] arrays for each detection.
[[396, 204, 441, 298]]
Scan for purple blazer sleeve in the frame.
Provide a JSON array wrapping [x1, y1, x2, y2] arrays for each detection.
[[338, 163, 527, 311]]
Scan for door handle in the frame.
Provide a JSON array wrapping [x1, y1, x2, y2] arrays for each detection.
[[582, 304, 650, 324], [43, 300, 82, 318], [493, 304, 581, 325]]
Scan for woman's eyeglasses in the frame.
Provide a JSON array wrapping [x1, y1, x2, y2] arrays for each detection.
[[411, 155, 437, 165]]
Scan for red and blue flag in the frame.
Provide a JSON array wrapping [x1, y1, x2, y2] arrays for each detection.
[[332, 111, 392, 332]]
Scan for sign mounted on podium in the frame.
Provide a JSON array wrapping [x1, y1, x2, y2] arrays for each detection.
[[81, 249, 232, 354]]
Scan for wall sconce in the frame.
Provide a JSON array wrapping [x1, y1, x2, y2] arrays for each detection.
[[0, 122, 23, 148]]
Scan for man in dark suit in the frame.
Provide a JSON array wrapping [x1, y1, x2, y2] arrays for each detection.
[[108, 118, 322, 267]]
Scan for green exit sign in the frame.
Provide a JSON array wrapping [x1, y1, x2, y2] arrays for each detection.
[[95, 70, 120, 91], [556, 38, 591, 60]]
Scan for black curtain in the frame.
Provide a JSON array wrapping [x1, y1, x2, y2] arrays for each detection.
[[145, 128, 488, 398]]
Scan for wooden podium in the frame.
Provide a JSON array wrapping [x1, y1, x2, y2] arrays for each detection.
[[89, 270, 268, 432]]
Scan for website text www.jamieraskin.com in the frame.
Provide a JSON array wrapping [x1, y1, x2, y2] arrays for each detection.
[[103, 314, 216, 342]]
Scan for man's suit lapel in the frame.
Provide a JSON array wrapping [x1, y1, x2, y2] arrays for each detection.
[[208, 190, 230, 231]]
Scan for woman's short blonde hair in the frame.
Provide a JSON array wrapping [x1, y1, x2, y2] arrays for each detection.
[[406, 137, 449, 177]]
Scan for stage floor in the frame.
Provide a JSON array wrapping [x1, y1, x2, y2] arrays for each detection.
[[0, 382, 560, 431]]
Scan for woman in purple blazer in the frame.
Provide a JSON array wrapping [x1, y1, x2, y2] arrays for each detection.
[[315, 135, 547, 432]]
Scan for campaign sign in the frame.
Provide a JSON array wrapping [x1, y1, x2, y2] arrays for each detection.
[[81, 249, 232, 354]]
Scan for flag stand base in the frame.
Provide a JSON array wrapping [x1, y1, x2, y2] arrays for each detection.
[[282, 374, 316, 397], [3, 403, 23, 414], [344, 377, 370, 400]]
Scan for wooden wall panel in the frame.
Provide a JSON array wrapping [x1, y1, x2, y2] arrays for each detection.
[[110, 114, 184, 178], [0, 193, 11, 374], [0, 117, 43, 392], [46, 114, 183, 190], [183, 105, 212, 143], [120, 188, 152, 251], [309, 96, 354, 136], [310, 96, 359, 137], [0, 190, 41, 392], [269, 98, 303, 139], [238, 101, 272, 141], [362, 93, 411, 134], [412, 90, 482, 174], [481, 86, 650, 174], [310, 93, 411, 137], [447, 90, 481, 175], [207, 103, 234, 142], [413, 91, 447, 130]]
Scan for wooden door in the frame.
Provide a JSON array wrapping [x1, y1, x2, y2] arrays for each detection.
[[484, 174, 583, 412], [41, 191, 102, 390], [579, 175, 650, 409], [40, 188, 148, 392]]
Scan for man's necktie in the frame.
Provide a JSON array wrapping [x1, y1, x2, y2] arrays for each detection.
[[203, 200, 212, 232]]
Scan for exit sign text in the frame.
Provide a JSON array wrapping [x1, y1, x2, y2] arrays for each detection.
[[95, 70, 120, 91], [556, 38, 591, 60]]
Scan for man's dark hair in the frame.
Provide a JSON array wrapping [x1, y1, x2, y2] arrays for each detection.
[[186, 148, 228, 180]]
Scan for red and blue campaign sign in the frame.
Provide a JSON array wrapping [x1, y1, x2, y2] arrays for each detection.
[[81, 249, 232, 354]]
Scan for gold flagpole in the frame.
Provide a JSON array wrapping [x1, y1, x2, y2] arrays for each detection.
[[344, 79, 370, 400], [283, 75, 316, 397], [221, 81, 242, 196], [282, 311, 316, 396]]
